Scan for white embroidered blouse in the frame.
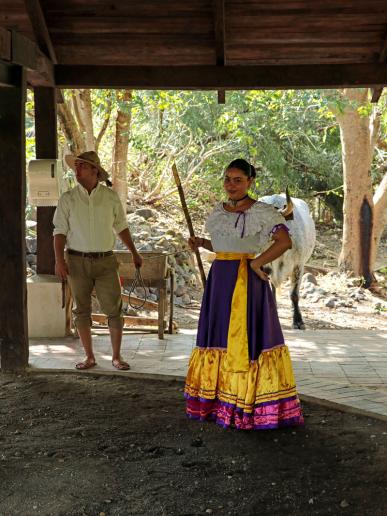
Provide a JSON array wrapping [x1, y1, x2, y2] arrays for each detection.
[[205, 201, 289, 254]]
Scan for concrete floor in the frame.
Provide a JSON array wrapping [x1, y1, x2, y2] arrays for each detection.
[[28, 328, 387, 421]]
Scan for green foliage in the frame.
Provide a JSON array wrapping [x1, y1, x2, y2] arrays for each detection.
[[26, 87, 386, 221], [213, 90, 343, 216], [26, 89, 35, 161], [374, 302, 386, 314], [124, 88, 347, 217]]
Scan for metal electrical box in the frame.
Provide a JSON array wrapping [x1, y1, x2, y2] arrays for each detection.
[[27, 159, 68, 206]]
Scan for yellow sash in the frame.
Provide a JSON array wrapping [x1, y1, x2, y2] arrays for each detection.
[[215, 252, 255, 373]]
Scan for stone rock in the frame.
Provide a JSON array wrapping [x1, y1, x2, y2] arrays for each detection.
[[325, 298, 336, 308], [26, 254, 37, 266], [174, 296, 184, 306], [349, 288, 366, 301], [115, 240, 127, 250], [175, 255, 187, 266], [302, 272, 318, 285], [135, 208, 158, 220], [175, 285, 187, 297], [176, 277, 186, 288], [126, 204, 136, 214], [134, 287, 147, 298], [181, 294, 191, 305], [26, 237, 37, 254], [156, 237, 168, 247], [188, 274, 198, 286], [138, 244, 153, 252]]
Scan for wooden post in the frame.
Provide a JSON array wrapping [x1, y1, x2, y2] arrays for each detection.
[[0, 64, 29, 371], [34, 87, 57, 274], [168, 270, 174, 334], [158, 286, 166, 339], [172, 163, 206, 288]]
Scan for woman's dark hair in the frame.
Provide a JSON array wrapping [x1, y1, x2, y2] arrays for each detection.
[[226, 159, 256, 179]]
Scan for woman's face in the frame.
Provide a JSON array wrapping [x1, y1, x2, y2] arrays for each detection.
[[223, 167, 253, 200]]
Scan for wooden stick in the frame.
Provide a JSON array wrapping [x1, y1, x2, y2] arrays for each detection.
[[92, 312, 167, 328], [172, 163, 206, 288]]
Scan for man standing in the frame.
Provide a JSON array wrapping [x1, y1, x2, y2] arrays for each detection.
[[53, 151, 142, 370]]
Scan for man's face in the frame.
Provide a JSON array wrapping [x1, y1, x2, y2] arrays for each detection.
[[74, 160, 98, 187]]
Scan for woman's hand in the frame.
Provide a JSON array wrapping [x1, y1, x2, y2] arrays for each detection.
[[250, 259, 270, 282], [188, 236, 204, 251]]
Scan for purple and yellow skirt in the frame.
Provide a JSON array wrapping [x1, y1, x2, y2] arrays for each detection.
[[184, 252, 304, 430]]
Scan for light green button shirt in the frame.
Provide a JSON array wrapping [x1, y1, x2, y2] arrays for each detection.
[[53, 183, 128, 252]]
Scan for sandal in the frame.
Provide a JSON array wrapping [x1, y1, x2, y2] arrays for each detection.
[[75, 359, 97, 370], [112, 359, 130, 371]]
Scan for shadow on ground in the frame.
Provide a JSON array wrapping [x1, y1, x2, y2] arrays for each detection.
[[0, 374, 386, 516]]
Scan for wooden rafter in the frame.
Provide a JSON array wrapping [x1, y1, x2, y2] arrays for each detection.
[[0, 60, 14, 87], [23, 0, 57, 63], [23, 0, 61, 93], [371, 34, 387, 103], [0, 26, 11, 62], [0, 28, 54, 86], [214, 0, 226, 104], [55, 63, 387, 90], [214, 0, 225, 66]]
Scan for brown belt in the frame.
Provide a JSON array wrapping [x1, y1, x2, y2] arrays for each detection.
[[67, 249, 113, 259]]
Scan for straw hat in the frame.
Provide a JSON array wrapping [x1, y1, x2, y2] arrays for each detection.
[[65, 151, 110, 183]]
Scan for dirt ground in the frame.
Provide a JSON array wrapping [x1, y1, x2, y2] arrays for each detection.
[[1, 373, 387, 516]]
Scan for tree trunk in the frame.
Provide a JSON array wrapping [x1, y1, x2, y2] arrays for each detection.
[[335, 89, 384, 285], [95, 93, 112, 154], [73, 90, 95, 151], [57, 102, 85, 155], [371, 172, 387, 269], [111, 90, 132, 209]]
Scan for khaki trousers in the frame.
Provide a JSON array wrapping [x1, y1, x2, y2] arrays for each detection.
[[67, 254, 123, 330]]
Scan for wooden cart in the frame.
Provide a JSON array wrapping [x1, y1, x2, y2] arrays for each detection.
[[113, 250, 174, 339]]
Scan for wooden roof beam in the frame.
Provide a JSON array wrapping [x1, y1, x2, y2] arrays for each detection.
[[23, 0, 62, 98], [55, 63, 387, 90], [0, 27, 54, 86], [214, 0, 226, 104], [371, 87, 384, 102], [371, 34, 387, 103], [23, 0, 57, 64], [0, 27, 11, 62], [0, 61, 15, 87]]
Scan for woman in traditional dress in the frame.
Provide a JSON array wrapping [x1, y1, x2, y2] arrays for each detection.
[[184, 159, 304, 430]]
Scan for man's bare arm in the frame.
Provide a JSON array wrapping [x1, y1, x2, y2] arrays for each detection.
[[54, 234, 69, 280], [118, 228, 143, 268]]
